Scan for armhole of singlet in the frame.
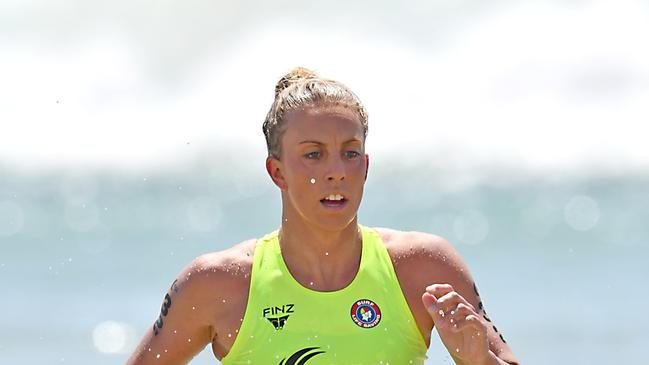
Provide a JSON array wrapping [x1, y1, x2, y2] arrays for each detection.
[[364, 226, 429, 351], [219, 235, 268, 363]]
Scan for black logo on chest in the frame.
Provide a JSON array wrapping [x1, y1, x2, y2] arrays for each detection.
[[263, 303, 294, 330], [279, 347, 324, 365]]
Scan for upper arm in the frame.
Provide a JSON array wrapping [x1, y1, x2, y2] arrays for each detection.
[[125, 256, 219, 365], [413, 232, 520, 365]]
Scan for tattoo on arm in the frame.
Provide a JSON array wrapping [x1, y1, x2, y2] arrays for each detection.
[[473, 282, 507, 344], [152, 280, 178, 336]]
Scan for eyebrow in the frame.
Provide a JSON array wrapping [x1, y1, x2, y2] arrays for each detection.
[[298, 138, 362, 145]]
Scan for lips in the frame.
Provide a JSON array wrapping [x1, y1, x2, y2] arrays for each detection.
[[320, 194, 348, 208]]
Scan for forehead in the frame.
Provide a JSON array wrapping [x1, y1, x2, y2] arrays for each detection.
[[282, 106, 364, 141]]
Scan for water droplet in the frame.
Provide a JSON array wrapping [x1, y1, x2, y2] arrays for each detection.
[[325, 252, 329, 256], [309, 281, 314, 286], [310, 178, 316, 184], [450, 310, 455, 315], [438, 309, 445, 317], [187, 338, 191, 342], [164, 349, 168, 353], [228, 333, 232, 338], [222, 299, 226, 303], [173, 330, 177, 334], [192, 306, 195, 310], [455, 348, 460, 353], [156, 354, 160, 359]]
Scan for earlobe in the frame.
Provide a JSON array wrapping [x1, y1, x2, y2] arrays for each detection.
[[266, 156, 288, 190]]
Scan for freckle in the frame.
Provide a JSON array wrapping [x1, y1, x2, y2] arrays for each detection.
[[310, 178, 316, 184]]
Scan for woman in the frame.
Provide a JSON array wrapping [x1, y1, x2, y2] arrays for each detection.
[[126, 68, 520, 365]]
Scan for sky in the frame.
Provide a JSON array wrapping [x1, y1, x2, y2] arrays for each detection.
[[1, 0, 648, 174]]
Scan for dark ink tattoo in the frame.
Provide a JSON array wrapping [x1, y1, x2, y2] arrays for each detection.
[[152, 288, 174, 336], [171, 279, 179, 293], [473, 282, 507, 344]]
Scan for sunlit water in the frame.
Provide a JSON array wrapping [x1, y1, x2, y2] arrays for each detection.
[[1, 164, 648, 365]]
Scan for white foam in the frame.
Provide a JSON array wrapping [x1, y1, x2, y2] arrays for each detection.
[[1, 1, 647, 174]]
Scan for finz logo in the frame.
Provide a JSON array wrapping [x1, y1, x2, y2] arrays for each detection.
[[263, 304, 295, 330], [350, 299, 381, 328], [278, 347, 325, 365]]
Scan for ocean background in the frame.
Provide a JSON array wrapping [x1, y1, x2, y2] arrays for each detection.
[[1, 157, 648, 364], [2, 0, 649, 364]]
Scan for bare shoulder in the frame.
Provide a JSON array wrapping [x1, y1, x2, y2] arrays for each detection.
[[184, 238, 257, 289], [126, 238, 257, 365], [375, 227, 461, 271]]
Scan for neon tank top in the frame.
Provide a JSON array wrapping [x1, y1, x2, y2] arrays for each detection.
[[221, 225, 428, 365]]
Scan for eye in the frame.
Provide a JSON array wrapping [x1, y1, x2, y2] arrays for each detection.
[[344, 150, 361, 159], [304, 151, 321, 159]]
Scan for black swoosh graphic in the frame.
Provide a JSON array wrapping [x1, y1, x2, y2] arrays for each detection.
[[279, 347, 324, 365], [296, 350, 325, 365]]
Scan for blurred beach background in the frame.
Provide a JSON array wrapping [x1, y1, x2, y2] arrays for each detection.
[[1, 0, 648, 364]]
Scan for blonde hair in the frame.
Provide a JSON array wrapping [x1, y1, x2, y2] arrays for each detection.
[[262, 67, 368, 159]]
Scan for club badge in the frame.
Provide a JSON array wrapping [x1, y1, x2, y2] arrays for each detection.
[[350, 299, 381, 328]]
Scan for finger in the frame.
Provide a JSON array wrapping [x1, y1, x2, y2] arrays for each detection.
[[436, 292, 476, 315], [425, 283, 455, 298], [450, 314, 486, 335], [422, 292, 445, 324], [447, 303, 476, 326]]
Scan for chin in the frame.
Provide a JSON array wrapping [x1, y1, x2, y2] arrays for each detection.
[[311, 215, 358, 232]]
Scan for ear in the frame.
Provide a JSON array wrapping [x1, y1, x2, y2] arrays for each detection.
[[364, 153, 370, 181], [266, 156, 288, 190]]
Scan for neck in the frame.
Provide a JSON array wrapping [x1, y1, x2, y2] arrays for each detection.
[[278, 214, 362, 291]]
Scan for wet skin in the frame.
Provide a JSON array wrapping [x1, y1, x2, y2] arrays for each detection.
[[126, 107, 520, 365]]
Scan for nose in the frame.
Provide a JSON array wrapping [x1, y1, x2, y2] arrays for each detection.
[[325, 154, 346, 182]]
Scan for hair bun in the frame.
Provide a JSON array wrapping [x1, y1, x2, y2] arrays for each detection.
[[274, 67, 318, 97]]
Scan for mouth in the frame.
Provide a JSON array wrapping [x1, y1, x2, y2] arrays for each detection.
[[320, 194, 348, 209]]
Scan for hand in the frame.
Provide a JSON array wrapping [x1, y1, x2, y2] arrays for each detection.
[[422, 284, 490, 365]]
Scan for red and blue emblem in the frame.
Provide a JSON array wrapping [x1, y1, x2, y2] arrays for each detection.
[[350, 299, 381, 328]]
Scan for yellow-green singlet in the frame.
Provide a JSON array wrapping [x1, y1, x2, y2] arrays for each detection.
[[221, 225, 428, 365]]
